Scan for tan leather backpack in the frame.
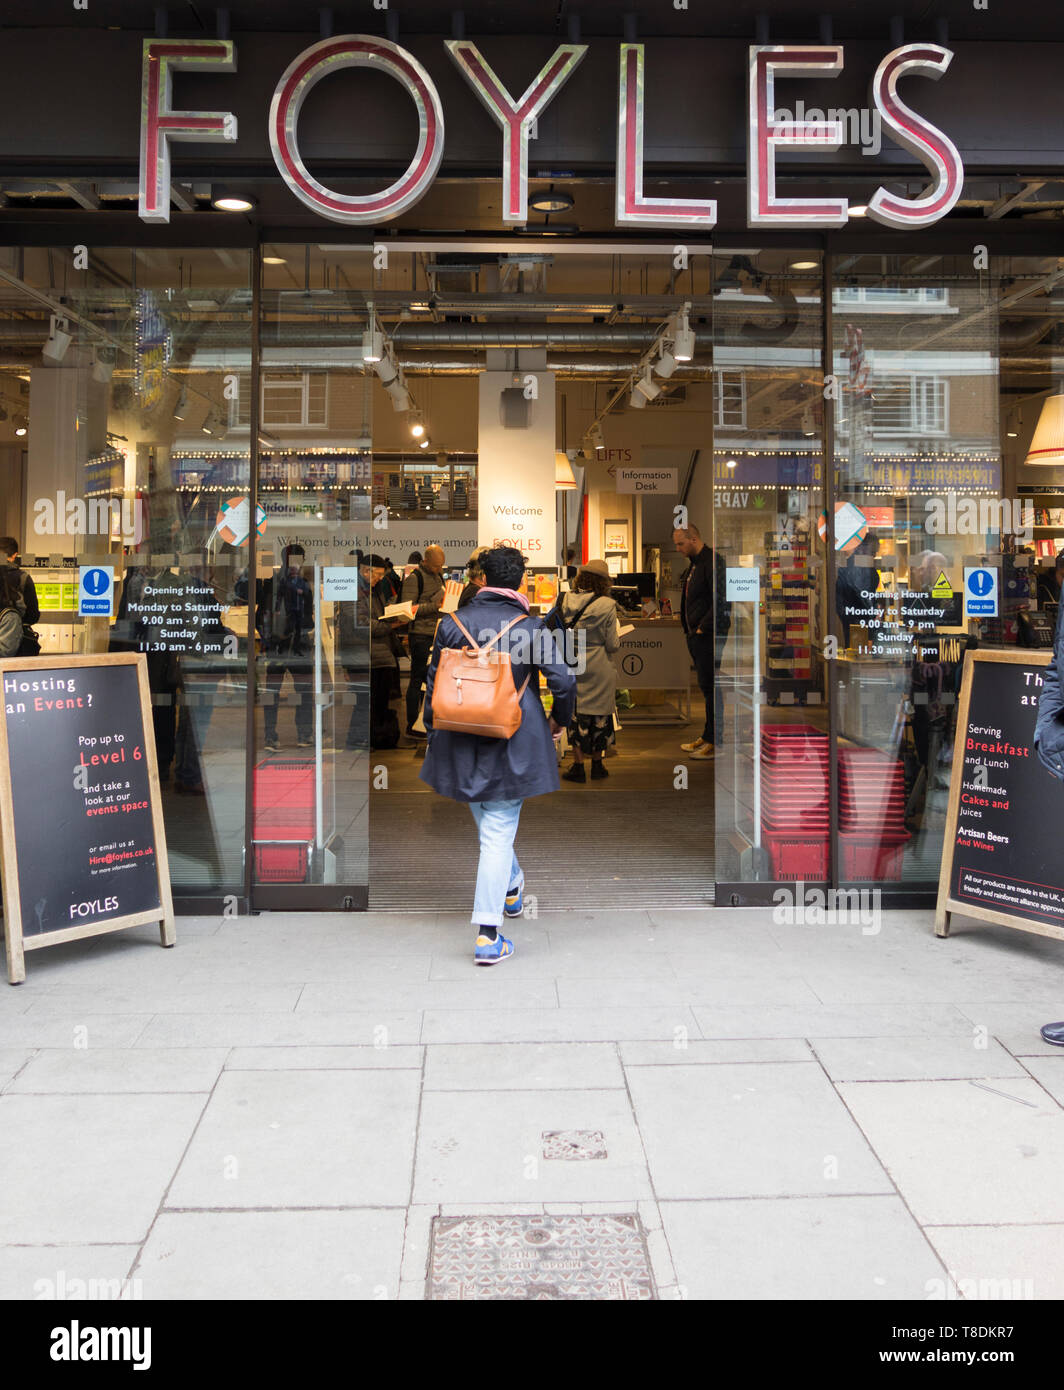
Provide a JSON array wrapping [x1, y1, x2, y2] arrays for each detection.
[[430, 613, 529, 738]]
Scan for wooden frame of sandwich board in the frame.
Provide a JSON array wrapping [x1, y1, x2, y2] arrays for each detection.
[[0, 653, 175, 984], [935, 647, 1064, 942]]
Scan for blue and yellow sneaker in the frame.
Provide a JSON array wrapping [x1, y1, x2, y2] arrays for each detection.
[[504, 884, 524, 919], [474, 931, 514, 966]]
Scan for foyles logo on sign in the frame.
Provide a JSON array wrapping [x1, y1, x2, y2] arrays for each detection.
[[33, 492, 144, 544]]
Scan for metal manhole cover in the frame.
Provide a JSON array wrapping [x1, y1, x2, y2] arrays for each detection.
[[541, 1129, 607, 1160], [428, 1214, 655, 1300]]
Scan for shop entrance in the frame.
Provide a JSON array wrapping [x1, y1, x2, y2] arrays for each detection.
[[334, 241, 721, 911]]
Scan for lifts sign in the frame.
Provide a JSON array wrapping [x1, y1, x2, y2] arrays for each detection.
[[139, 37, 963, 231]]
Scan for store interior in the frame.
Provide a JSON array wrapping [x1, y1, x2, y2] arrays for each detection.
[[2, 240, 1064, 909]]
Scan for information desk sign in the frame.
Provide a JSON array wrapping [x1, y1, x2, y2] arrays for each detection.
[[936, 649, 1064, 942], [0, 653, 175, 984]]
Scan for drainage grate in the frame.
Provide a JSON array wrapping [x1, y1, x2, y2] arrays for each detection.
[[541, 1129, 607, 1160], [428, 1214, 655, 1300]]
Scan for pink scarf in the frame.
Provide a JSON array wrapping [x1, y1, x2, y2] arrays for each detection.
[[479, 586, 530, 611]]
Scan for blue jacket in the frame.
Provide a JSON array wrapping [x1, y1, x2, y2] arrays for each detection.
[[1035, 599, 1064, 780], [419, 590, 577, 803]]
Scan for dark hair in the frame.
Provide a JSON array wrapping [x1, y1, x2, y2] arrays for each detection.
[[408, 551, 423, 564], [0, 565, 21, 608], [481, 545, 526, 591], [286, 544, 305, 559], [364, 554, 386, 568], [565, 547, 576, 562], [0, 536, 18, 560], [1056, 551, 1064, 570], [383, 558, 395, 570], [574, 570, 612, 598]]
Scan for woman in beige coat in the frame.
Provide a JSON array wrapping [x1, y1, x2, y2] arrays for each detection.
[[558, 559, 620, 783]]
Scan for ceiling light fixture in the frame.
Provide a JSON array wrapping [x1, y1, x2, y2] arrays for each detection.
[[657, 347, 678, 379], [790, 259, 818, 270], [672, 306, 695, 362], [418, 437, 430, 449], [263, 255, 286, 265], [1026, 393, 1064, 465], [173, 388, 188, 421], [211, 186, 254, 212], [848, 204, 868, 218], [362, 326, 384, 364], [410, 417, 425, 438], [725, 458, 737, 469], [529, 188, 574, 214], [633, 368, 662, 404], [42, 315, 72, 364]]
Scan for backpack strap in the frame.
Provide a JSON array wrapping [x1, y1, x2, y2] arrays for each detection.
[[446, 613, 531, 700], [449, 612, 524, 654]]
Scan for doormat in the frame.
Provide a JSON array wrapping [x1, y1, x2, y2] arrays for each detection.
[[428, 1213, 655, 1300]]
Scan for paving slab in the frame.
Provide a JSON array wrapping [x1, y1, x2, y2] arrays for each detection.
[[691, 1003, 974, 1040], [166, 1070, 420, 1209], [809, 1036, 1027, 1082], [135, 1012, 421, 1048], [924, 1224, 1064, 1300], [628, 1062, 892, 1199], [421, 1007, 700, 1045], [1014, 1055, 1064, 1107], [423, 1043, 625, 1091], [0, 1015, 154, 1049], [427, 950, 681, 982], [0, 1093, 205, 1244], [557, 976, 820, 1008], [413, 1089, 652, 1203], [23, 985, 300, 1015], [838, 1078, 1064, 1225], [0, 1048, 34, 1088], [6, 1047, 228, 1093], [295, 978, 559, 1012], [225, 1045, 423, 1071], [661, 1196, 947, 1300], [619, 1039, 812, 1066], [134, 1209, 406, 1299], [0, 1245, 140, 1300]]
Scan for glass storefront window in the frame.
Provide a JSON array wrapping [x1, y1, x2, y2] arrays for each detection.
[[0, 246, 252, 898]]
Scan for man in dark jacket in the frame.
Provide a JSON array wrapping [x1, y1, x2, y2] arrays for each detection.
[[1034, 601, 1064, 1046], [674, 523, 731, 756], [420, 546, 576, 965], [255, 544, 315, 751], [338, 553, 410, 749], [401, 544, 446, 737]]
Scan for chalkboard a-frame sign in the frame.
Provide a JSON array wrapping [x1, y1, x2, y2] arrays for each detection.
[[0, 653, 175, 984], [936, 648, 1064, 943]]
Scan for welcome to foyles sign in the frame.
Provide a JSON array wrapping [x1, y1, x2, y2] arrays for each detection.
[[137, 36, 965, 232]]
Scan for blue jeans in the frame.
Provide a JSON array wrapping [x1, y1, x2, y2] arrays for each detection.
[[468, 799, 524, 928]]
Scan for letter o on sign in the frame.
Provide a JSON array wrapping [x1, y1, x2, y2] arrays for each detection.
[[269, 35, 445, 224]]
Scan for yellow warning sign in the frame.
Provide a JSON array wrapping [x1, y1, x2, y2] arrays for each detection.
[[931, 571, 953, 599]]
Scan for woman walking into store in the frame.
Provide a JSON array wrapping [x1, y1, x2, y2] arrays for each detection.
[[558, 559, 621, 783], [420, 546, 576, 965]]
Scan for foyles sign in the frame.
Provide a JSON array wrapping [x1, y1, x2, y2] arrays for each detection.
[[140, 37, 963, 231]]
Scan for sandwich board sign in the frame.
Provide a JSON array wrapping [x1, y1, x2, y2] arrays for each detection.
[[935, 649, 1064, 942], [0, 653, 175, 983]]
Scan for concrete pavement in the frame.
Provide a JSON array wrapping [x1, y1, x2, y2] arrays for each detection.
[[2, 906, 1063, 1300]]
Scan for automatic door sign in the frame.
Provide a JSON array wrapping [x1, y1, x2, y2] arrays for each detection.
[[964, 566, 999, 618], [622, 652, 644, 677], [216, 495, 267, 547], [78, 565, 114, 617]]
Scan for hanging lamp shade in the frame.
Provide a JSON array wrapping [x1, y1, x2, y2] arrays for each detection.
[[1026, 393, 1064, 466], [555, 450, 577, 489]]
